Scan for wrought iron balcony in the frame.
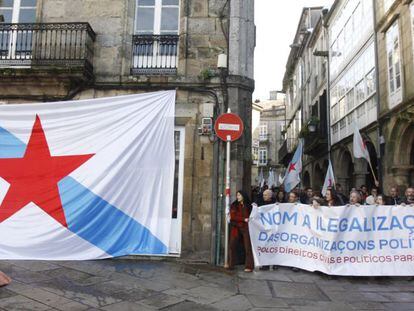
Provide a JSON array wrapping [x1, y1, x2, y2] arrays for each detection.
[[0, 23, 96, 78], [131, 34, 179, 75], [259, 134, 270, 142]]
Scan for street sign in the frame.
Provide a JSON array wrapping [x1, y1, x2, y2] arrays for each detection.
[[214, 113, 244, 142]]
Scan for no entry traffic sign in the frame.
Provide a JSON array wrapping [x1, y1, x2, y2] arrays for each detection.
[[214, 113, 244, 142]]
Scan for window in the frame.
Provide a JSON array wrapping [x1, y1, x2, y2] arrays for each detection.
[[386, 20, 403, 108], [366, 69, 376, 96], [132, 0, 179, 74], [258, 148, 268, 166], [0, 0, 37, 58], [259, 123, 268, 140], [135, 0, 179, 35]]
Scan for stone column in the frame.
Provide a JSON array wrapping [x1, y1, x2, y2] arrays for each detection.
[[227, 0, 255, 196], [392, 165, 414, 191], [354, 159, 368, 187]]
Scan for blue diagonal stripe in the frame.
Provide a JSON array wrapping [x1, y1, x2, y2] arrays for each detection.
[[59, 177, 168, 256], [0, 126, 168, 256]]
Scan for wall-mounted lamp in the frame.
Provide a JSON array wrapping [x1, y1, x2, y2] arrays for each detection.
[[217, 53, 227, 69]]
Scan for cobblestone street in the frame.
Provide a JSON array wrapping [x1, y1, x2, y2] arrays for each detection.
[[0, 259, 412, 310]]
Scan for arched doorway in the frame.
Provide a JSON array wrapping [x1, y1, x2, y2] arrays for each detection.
[[340, 150, 354, 193]]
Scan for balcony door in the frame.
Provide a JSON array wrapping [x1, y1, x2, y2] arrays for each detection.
[[132, 0, 179, 74], [0, 0, 37, 63]]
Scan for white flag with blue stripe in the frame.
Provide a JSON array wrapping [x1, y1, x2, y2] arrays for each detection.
[[0, 91, 175, 260]]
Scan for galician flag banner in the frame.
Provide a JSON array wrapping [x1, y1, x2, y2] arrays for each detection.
[[249, 203, 414, 276], [353, 123, 370, 163], [321, 160, 335, 197], [283, 139, 303, 192], [0, 91, 175, 260]]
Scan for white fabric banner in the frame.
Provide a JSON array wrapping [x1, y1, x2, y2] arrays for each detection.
[[0, 90, 175, 260], [249, 203, 414, 276]]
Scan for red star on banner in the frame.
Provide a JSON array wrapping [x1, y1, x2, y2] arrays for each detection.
[[0, 116, 94, 227], [328, 178, 332, 187], [288, 162, 296, 173]]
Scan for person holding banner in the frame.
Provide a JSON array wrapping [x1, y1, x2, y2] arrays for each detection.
[[349, 190, 362, 205], [324, 189, 341, 207], [376, 194, 386, 205], [402, 187, 414, 205], [387, 187, 402, 205], [228, 191, 254, 272]]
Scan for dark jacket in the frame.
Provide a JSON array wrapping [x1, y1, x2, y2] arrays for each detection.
[[230, 201, 252, 228], [386, 196, 402, 205], [255, 197, 276, 207]]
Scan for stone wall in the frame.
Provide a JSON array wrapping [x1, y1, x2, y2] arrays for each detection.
[[0, 0, 255, 261]]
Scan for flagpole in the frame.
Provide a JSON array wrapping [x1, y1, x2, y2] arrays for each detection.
[[367, 159, 379, 185]]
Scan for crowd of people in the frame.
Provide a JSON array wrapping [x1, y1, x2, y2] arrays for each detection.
[[252, 184, 414, 207], [226, 184, 414, 272]]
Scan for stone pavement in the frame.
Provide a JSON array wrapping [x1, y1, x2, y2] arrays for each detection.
[[0, 259, 413, 311]]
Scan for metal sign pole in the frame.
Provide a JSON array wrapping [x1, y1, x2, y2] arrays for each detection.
[[224, 134, 231, 268], [224, 108, 231, 268]]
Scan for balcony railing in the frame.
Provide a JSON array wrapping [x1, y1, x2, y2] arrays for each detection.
[[0, 23, 96, 78], [259, 134, 270, 142], [131, 34, 179, 75]]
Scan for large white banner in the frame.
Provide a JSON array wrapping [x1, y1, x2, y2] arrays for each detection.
[[249, 203, 414, 276], [0, 91, 175, 260]]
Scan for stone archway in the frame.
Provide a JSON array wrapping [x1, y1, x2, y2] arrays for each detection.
[[335, 148, 354, 194], [389, 122, 414, 190]]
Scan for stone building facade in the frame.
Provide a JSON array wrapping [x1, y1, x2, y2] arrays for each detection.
[[278, 7, 328, 190], [326, 0, 380, 194], [374, 0, 414, 194], [0, 0, 255, 263], [279, 0, 413, 195], [252, 93, 286, 186]]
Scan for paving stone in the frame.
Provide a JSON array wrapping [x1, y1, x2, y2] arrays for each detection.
[[0, 259, 413, 310], [238, 270, 292, 282], [31, 278, 122, 308], [246, 294, 289, 308], [383, 303, 414, 311], [0, 295, 51, 311], [3, 266, 53, 284], [163, 300, 218, 311], [42, 267, 106, 286], [100, 301, 155, 310], [323, 290, 390, 302], [0, 288, 18, 299], [4, 281, 89, 310], [237, 279, 272, 296], [291, 301, 353, 311], [270, 281, 330, 300], [163, 285, 234, 304], [138, 292, 185, 309], [11, 261, 61, 272], [348, 301, 387, 310], [380, 292, 414, 302], [211, 294, 252, 311]]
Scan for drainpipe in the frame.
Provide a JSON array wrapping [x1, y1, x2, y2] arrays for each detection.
[[372, 0, 383, 186]]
